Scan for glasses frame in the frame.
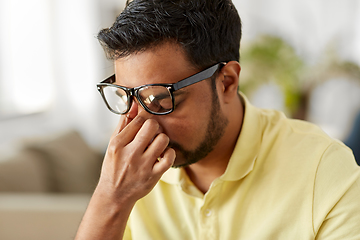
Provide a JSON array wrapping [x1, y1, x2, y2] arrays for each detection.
[[97, 62, 225, 115]]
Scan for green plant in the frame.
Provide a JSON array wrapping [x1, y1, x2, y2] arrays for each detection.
[[240, 35, 305, 116]]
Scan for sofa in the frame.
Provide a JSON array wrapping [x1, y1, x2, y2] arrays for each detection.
[[0, 131, 104, 240]]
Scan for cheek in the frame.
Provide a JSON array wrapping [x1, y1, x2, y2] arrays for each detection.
[[158, 82, 213, 148], [161, 102, 211, 149]]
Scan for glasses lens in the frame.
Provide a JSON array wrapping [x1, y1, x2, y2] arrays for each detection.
[[102, 86, 129, 114], [138, 86, 173, 114]]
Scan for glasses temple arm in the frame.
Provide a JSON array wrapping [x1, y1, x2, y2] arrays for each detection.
[[172, 63, 221, 91]]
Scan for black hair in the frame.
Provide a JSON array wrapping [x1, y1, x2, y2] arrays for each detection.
[[97, 0, 242, 70]]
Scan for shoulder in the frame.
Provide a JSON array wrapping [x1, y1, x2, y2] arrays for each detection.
[[256, 107, 334, 155], [312, 141, 360, 236], [252, 106, 359, 183]]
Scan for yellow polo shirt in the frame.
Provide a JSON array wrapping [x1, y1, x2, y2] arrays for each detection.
[[124, 95, 360, 240]]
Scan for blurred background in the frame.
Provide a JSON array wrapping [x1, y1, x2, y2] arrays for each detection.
[[0, 0, 360, 239], [0, 0, 360, 152]]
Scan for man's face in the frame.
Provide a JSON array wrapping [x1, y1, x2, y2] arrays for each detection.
[[114, 42, 228, 167]]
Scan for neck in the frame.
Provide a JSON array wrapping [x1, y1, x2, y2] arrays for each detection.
[[184, 154, 229, 194], [185, 98, 244, 194]]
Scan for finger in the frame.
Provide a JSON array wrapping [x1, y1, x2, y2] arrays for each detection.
[[110, 115, 128, 140], [111, 115, 148, 148], [131, 119, 160, 152], [112, 107, 155, 144], [144, 133, 170, 162], [152, 148, 176, 175]]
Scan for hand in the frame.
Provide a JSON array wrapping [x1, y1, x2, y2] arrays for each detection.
[[75, 113, 175, 240], [97, 113, 176, 203]]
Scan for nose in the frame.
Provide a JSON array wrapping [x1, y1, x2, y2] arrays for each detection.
[[126, 97, 140, 120], [127, 98, 164, 135], [126, 97, 151, 121]]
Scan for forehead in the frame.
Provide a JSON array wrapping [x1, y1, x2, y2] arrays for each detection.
[[114, 42, 199, 88]]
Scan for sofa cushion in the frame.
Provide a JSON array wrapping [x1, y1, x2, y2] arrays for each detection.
[[0, 149, 49, 192], [26, 131, 103, 193]]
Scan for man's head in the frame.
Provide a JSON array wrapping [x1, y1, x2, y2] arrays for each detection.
[[97, 0, 242, 70], [97, 0, 243, 167]]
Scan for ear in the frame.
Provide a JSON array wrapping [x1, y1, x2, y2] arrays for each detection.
[[218, 61, 241, 103]]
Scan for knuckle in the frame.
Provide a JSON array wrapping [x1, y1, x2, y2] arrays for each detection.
[[107, 142, 119, 154], [132, 115, 145, 127], [157, 133, 170, 143], [106, 137, 129, 156], [145, 119, 159, 129]]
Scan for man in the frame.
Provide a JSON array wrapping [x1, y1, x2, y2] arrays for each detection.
[[76, 0, 360, 239]]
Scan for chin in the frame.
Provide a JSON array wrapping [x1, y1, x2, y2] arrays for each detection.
[[171, 155, 202, 169], [171, 156, 187, 168]]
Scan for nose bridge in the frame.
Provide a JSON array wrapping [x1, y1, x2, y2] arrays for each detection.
[[126, 96, 139, 120], [126, 95, 151, 120]]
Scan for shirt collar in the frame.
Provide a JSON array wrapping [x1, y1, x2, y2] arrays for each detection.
[[219, 93, 261, 181], [161, 92, 262, 184]]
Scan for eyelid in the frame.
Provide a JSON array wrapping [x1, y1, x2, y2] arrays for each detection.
[[173, 90, 187, 102], [153, 92, 171, 100], [173, 89, 187, 96]]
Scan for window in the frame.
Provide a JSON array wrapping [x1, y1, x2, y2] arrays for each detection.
[[0, 0, 55, 118]]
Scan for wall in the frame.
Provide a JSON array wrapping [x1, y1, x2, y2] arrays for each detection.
[[0, 0, 125, 155]]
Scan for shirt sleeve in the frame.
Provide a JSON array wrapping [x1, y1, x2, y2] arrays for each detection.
[[313, 142, 360, 239]]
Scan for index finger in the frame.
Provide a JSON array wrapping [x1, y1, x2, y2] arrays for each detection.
[[110, 115, 128, 140], [110, 114, 150, 148]]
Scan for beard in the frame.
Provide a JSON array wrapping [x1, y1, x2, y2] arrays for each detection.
[[170, 89, 229, 168]]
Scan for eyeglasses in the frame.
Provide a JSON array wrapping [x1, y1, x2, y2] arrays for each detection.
[[97, 62, 225, 115]]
